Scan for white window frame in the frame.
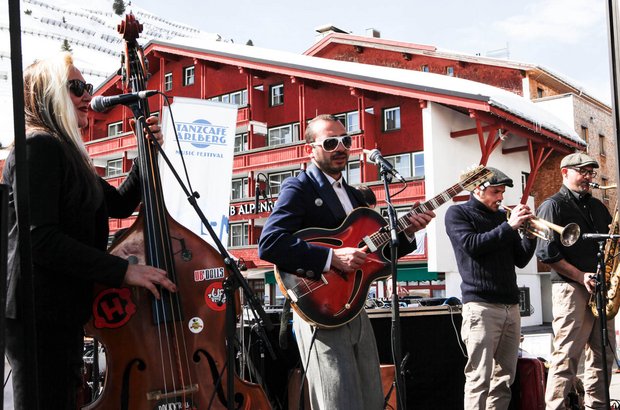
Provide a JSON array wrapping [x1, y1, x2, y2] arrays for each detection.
[[383, 107, 401, 131], [270, 84, 284, 106], [231, 177, 249, 200], [267, 123, 299, 146], [346, 111, 360, 133], [230, 90, 247, 106], [268, 171, 293, 195], [335, 111, 360, 133], [384, 153, 412, 178], [234, 133, 248, 153], [183, 66, 195, 86], [229, 223, 249, 247], [106, 158, 123, 177], [346, 161, 361, 185], [412, 152, 424, 177], [446, 66, 455, 76], [164, 72, 173, 91], [107, 121, 123, 137]]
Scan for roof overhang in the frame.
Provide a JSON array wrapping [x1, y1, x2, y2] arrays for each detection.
[[141, 40, 582, 150]]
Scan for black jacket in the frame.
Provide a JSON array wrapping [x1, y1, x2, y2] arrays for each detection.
[[536, 185, 612, 282], [3, 132, 141, 324]]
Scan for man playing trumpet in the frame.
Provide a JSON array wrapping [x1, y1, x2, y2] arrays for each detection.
[[445, 167, 537, 409], [537, 153, 614, 409]]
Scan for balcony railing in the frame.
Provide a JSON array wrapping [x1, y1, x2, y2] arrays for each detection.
[[233, 134, 362, 173], [237, 106, 250, 123], [85, 132, 136, 158]]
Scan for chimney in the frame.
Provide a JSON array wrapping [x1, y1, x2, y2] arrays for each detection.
[[314, 24, 349, 42], [365, 28, 381, 38]]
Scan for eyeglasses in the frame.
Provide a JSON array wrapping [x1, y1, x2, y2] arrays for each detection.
[[569, 167, 597, 177], [67, 79, 93, 97], [310, 135, 352, 152]]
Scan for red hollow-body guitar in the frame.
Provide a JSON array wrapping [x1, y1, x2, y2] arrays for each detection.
[[274, 166, 493, 328]]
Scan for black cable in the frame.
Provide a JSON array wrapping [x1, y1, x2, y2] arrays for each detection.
[[297, 328, 318, 410], [3, 367, 11, 389]]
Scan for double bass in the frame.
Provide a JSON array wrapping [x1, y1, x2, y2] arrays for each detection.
[[84, 14, 271, 410]]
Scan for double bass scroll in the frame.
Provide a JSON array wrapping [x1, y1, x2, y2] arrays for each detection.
[[83, 13, 271, 410]]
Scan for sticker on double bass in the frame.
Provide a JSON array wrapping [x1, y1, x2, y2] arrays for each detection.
[[193, 266, 225, 282], [92, 288, 136, 329], [153, 397, 195, 410], [204, 282, 226, 311], [188, 317, 204, 334]]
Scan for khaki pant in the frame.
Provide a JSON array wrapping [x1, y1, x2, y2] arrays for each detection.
[[461, 301, 521, 410], [546, 282, 615, 410]]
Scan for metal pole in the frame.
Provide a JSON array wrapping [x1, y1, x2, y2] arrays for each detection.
[[7, 0, 39, 408]]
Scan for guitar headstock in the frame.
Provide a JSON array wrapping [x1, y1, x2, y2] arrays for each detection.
[[460, 165, 494, 191]]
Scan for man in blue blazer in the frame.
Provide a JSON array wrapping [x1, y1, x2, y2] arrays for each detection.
[[259, 114, 434, 409]]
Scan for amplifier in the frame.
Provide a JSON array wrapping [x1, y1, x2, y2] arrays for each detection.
[[368, 306, 467, 409]]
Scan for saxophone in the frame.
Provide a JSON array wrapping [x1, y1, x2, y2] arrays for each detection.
[[589, 183, 620, 318]]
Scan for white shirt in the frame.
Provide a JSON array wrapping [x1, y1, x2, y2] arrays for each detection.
[[322, 173, 354, 271]]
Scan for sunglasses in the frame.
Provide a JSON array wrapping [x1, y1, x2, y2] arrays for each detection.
[[569, 167, 597, 177], [310, 135, 352, 152], [67, 79, 93, 97]]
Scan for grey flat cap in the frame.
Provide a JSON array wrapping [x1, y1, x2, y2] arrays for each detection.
[[485, 167, 513, 187], [560, 152, 599, 169]]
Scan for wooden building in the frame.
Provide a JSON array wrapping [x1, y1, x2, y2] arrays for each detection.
[[84, 37, 584, 325]]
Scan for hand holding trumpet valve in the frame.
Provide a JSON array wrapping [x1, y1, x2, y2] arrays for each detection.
[[505, 203, 534, 232]]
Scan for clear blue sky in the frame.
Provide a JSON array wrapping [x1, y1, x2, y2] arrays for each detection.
[[143, 0, 612, 104]]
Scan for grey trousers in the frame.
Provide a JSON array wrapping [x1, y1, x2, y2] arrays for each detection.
[[293, 309, 384, 410]]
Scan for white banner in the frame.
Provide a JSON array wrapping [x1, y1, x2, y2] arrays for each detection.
[[160, 97, 238, 250]]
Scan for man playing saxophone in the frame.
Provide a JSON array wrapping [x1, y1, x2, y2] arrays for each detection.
[[536, 153, 615, 409]]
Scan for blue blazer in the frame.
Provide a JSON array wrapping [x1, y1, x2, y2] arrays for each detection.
[[258, 163, 416, 276], [258, 163, 368, 276]]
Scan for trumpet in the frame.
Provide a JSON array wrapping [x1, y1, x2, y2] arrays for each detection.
[[501, 204, 581, 247], [589, 182, 617, 190]]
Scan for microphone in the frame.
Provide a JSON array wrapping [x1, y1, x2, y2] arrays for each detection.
[[254, 182, 260, 214], [582, 233, 620, 240], [363, 149, 405, 181], [90, 90, 158, 112]]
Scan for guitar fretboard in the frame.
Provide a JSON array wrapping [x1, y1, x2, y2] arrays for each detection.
[[366, 169, 489, 249]]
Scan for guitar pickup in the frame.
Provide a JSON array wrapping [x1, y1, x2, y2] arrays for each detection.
[[362, 236, 377, 252]]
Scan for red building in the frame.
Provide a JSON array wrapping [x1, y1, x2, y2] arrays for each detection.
[[85, 37, 583, 306]]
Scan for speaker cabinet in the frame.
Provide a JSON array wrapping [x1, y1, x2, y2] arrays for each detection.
[[368, 306, 467, 409]]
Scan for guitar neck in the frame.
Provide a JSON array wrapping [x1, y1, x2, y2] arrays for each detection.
[[366, 180, 469, 250], [397, 181, 467, 230]]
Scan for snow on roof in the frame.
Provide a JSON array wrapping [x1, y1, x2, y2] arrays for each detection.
[[152, 37, 582, 145]]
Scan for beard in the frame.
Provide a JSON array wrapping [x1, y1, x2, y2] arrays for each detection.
[[315, 152, 347, 176]]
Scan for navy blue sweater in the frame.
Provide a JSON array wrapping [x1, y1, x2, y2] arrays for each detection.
[[445, 197, 536, 304]]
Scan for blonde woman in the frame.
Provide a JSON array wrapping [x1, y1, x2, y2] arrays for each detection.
[[3, 53, 176, 409]]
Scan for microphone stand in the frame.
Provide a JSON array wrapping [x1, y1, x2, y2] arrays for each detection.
[[592, 238, 612, 410], [129, 106, 276, 410], [378, 165, 407, 409]]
